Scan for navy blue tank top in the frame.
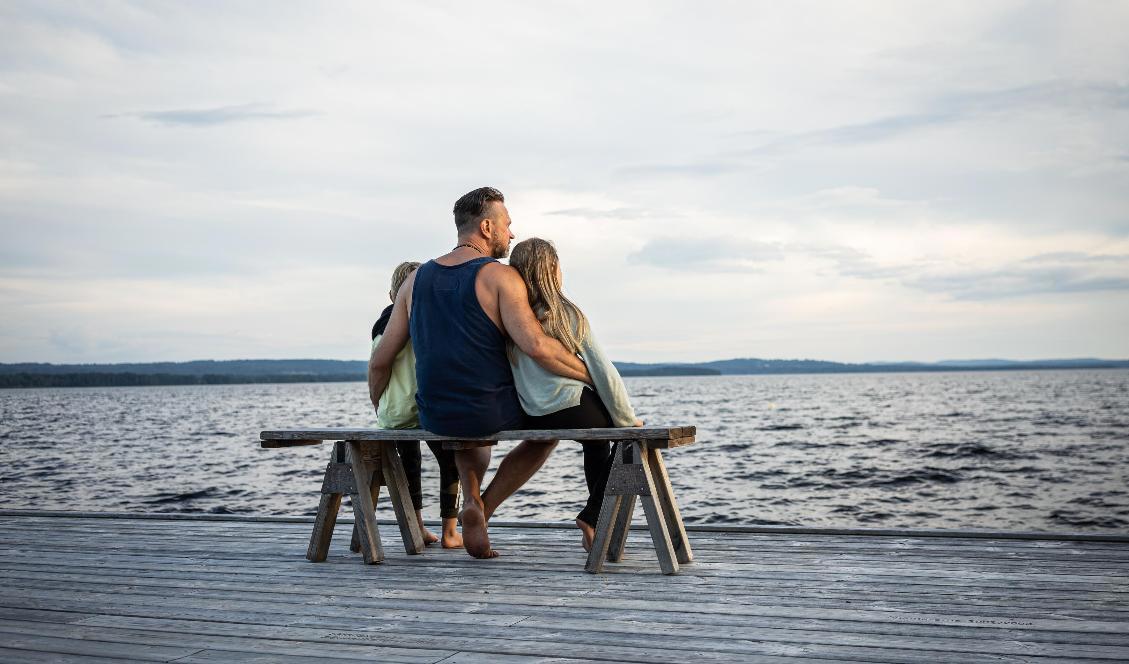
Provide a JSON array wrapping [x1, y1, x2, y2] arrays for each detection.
[[410, 257, 525, 437]]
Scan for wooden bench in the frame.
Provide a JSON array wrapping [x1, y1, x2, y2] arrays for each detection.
[[260, 426, 696, 574]]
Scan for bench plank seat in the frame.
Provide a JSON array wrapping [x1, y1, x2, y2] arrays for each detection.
[[261, 426, 695, 448], [261, 426, 696, 574]]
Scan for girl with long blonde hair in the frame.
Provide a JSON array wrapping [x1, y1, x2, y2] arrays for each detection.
[[508, 238, 641, 551]]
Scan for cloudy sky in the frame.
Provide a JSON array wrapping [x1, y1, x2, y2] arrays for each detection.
[[2, 1, 1127, 364]]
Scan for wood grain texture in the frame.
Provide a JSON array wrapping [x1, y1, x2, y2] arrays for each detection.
[[584, 494, 621, 574], [350, 453, 383, 556], [585, 441, 686, 574], [306, 492, 341, 563], [260, 439, 323, 448], [608, 493, 637, 563], [2, 512, 1126, 662], [6, 509, 1125, 543], [261, 426, 696, 445], [344, 442, 383, 565], [636, 443, 679, 575], [4, 517, 1129, 651], [378, 442, 425, 555], [1, 512, 1128, 660], [308, 442, 347, 562], [647, 447, 693, 564]]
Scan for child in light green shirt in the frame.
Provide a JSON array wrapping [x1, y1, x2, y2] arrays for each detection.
[[370, 261, 462, 549]]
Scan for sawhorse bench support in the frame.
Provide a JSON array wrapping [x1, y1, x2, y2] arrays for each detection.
[[586, 441, 693, 575], [306, 440, 425, 564]]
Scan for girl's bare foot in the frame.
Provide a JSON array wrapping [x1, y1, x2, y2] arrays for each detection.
[[441, 517, 463, 549], [415, 512, 439, 545], [575, 517, 595, 552]]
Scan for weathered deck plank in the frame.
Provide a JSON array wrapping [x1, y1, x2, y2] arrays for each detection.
[[0, 513, 1125, 663], [4, 590, 1129, 660], [4, 544, 1122, 594], [0, 618, 449, 663]]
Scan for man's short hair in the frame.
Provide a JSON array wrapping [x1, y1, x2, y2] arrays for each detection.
[[390, 261, 421, 297], [453, 187, 504, 232]]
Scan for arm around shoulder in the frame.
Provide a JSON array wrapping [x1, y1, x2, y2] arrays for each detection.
[[495, 265, 592, 384]]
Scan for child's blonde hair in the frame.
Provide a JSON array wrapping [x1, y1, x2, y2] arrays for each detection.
[[389, 261, 421, 300], [508, 238, 588, 354]]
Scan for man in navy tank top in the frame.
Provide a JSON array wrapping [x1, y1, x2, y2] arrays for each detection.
[[368, 187, 592, 558]]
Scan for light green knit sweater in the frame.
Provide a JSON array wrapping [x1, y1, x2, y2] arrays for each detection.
[[508, 321, 636, 427]]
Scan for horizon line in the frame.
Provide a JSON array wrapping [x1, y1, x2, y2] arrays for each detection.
[[3, 356, 1128, 367]]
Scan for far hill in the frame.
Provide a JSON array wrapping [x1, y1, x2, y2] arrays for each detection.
[[0, 359, 367, 388], [0, 357, 1126, 388], [0, 359, 365, 376], [615, 364, 721, 377], [683, 357, 1129, 375]]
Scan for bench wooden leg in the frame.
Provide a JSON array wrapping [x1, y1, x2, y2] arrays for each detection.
[[350, 455, 383, 554], [345, 441, 384, 564], [307, 493, 341, 562], [605, 439, 636, 563], [587, 441, 626, 573], [637, 444, 679, 575], [607, 493, 636, 563], [379, 441, 426, 555], [307, 441, 349, 562], [585, 495, 622, 573], [646, 447, 693, 564]]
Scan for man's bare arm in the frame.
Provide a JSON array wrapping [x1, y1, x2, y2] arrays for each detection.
[[368, 274, 414, 409], [496, 268, 592, 384]]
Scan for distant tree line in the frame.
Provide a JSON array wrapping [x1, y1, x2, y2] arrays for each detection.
[[0, 359, 367, 376], [0, 372, 366, 388], [2, 356, 1125, 389], [0, 368, 721, 387], [618, 366, 721, 377]]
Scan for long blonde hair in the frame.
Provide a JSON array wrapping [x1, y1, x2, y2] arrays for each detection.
[[509, 238, 589, 354]]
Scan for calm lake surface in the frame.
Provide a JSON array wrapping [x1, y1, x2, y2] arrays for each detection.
[[1, 370, 1127, 532]]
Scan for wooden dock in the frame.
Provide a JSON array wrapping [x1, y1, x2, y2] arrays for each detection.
[[0, 512, 1126, 663]]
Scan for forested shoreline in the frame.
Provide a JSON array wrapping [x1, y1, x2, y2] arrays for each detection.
[[2, 357, 1125, 388], [0, 372, 367, 388]]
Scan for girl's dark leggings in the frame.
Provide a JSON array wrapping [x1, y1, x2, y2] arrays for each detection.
[[525, 387, 615, 528], [397, 440, 460, 519]]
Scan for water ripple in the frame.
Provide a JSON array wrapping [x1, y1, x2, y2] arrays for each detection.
[[1, 369, 1127, 532]]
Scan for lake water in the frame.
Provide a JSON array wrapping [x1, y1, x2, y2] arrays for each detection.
[[1, 370, 1127, 532]]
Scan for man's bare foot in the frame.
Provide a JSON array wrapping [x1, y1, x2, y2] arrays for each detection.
[[460, 504, 497, 559], [441, 517, 463, 549], [576, 517, 595, 552]]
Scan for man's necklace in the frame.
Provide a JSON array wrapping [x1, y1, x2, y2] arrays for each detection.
[[454, 243, 485, 254]]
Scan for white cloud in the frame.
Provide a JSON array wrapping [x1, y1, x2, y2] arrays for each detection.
[[117, 104, 322, 127], [1, 1, 1127, 363]]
